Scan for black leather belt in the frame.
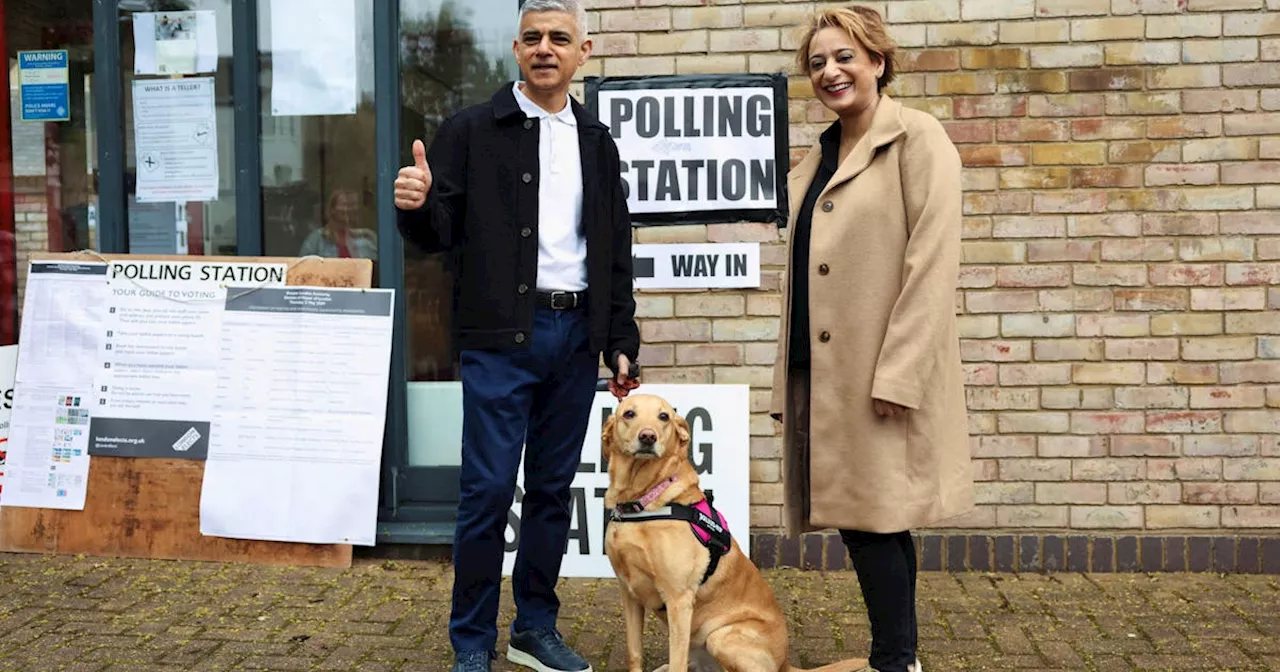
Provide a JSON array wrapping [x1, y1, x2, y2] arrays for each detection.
[[536, 289, 587, 310]]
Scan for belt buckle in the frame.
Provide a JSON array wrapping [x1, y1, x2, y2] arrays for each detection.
[[550, 291, 572, 310]]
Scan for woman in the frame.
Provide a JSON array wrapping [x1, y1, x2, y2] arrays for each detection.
[[770, 7, 974, 672]]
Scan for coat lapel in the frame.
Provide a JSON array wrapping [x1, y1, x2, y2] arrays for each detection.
[[819, 95, 906, 200]]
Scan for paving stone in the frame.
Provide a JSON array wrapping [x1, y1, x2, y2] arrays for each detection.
[[0, 553, 1275, 670]]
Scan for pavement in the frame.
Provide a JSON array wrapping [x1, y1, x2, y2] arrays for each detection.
[[0, 552, 1276, 671]]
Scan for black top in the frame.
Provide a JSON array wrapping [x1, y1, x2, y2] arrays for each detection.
[[395, 82, 640, 371], [789, 122, 842, 368]]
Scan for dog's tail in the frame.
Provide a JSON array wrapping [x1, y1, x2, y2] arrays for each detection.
[[786, 657, 870, 672]]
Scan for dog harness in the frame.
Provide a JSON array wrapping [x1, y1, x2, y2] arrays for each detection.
[[610, 475, 733, 585]]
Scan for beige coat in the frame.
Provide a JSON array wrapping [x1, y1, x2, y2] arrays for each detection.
[[770, 95, 974, 537]]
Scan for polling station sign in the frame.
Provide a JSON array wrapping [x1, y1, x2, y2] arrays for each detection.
[[501, 384, 751, 579], [586, 74, 789, 226]]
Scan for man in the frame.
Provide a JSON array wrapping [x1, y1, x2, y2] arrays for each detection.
[[392, 2, 639, 671]]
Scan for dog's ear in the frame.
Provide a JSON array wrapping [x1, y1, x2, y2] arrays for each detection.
[[601, 411, 618, 464], [674, 412, 691, 449]]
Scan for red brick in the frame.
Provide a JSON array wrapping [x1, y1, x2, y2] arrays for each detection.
[[997, 266, 1071, 287], [943, 120, 995, 144], [1222, 212, 1280, 235], [1077, 314, 1150, 337], [961, 340, 1033, 362], [960, 145, 1032, 167], [964, 193, 1034, 214], [999, 168, 1071, 189], [1183, 89, 1259, 113], [953, 95, 1028, 118], [1114, 289, 1190, 311], [1028, 241, 1098, 262], [1101, 239, 1177, 262], [1185, 435, 1261, 457], [996, 119, 1071, 142], [1105, 338, 1180, 360], [1072, 166, 1143, 188], [1222, 161, 1280, 185], [966, 290, 1039, 313], [1190, 287, 1267, 311], [1036, 192, 1109, 213], [1146, 116, 1224, 138], [1150, 264, 1226, 287], [1145, 165, 1220, 186], [962, 47, 1031, 69], [1072, 117, 1146, 140], [1221, 362, 1280, 384], [1146, 411, 1225, 433], [1226, 263, 1280, 285], [1112, 436, 1180, 456], [959, 267, 998, 288], [675, 344, 743, 366], [1000, 363, 1074, 386], [1109, 141, 1181, 163], [993, 216, 1066, 238], [997, 71, 1070, 93], [1028, 93, 1106, 117], [1190, 386, 1267, 409], [898, 48, 963, 71], [1073, 264, 1147, 286], [1069, 213, 1143, 237], [1069, 68, 1144, 91]]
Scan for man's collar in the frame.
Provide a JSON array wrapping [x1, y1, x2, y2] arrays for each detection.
[[512, 82, 576, 125], [489, 80, 608, 131]]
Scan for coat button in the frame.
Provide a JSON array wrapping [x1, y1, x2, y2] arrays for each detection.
[[821, 201, 833, 212], [523, 119, 533, 130], [819, 331, 831, 343], [818, 263, 829, 275], [518, 283, 528, 294], [515, 332, 526, 344], [522, 172, 532, 183], [521, 226, 532, 238]]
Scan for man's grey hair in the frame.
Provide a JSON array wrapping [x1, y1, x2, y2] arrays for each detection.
[[519, 0, 589, 40]]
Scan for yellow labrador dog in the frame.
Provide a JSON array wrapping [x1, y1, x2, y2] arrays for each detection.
[[602, 393, 869, 672]]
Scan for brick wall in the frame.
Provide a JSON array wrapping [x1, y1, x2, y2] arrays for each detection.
[[579, 0, 1280, 566], [13, 183, 50, 321]]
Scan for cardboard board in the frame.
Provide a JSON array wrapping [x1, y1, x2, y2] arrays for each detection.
[[0, 252, 375, 567]]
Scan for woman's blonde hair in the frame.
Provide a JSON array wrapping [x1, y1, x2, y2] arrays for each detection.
[[794, 5, 898, 91]]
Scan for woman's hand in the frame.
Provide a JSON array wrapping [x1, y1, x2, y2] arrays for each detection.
[[873, 399, 909, 418]]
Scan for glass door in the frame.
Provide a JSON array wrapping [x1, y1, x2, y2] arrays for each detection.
[[2, 0, 96, 343], [395, 0, 519, 526]]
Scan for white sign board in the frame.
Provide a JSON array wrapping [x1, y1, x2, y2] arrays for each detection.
[[269, 0, 358, 116], [632, 242, 760, 290], [132, 11, 219, 76], [0, 345, 18, 499], [594, 77, 786, 222], [502, 384, 752, 579]]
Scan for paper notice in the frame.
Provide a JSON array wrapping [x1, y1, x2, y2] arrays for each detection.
[[133, 78, 219, 203], [89, 275, 226, 461], [0, 345, 18, 499], [132, 11, 219, 76], [200, 286, 394, 546], [269, 0, 357, 116], [5, 262, 107, 510]]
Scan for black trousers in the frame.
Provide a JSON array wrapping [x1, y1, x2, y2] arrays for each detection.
[[839, 529, 918, 672]]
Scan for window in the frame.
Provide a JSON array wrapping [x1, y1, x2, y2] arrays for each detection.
[[3, 0, 96, 344], [258, 0, 378, 265], [400, 0, 518, 467]]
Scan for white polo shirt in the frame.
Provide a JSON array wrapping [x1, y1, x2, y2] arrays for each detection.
[[513, 82, 588, 292]]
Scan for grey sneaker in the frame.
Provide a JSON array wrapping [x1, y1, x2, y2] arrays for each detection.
[[452, 649, 494, 672], [506, 626, 592, 672]]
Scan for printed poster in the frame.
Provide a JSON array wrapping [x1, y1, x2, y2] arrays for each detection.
[[132, 77, 219, 203], [132, 11, 219, 76], [269, 0, 358, 116]]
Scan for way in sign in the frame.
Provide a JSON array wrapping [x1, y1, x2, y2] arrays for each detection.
[[672, 253, 749, 278]]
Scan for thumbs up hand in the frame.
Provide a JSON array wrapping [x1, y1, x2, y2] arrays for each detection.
[[394, 139, 432, 210]]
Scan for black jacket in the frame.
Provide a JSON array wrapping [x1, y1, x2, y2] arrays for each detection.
[[396, 83, 639, 370]]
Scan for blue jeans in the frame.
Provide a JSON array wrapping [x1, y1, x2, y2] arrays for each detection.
[[449, 306, 598, 654]]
